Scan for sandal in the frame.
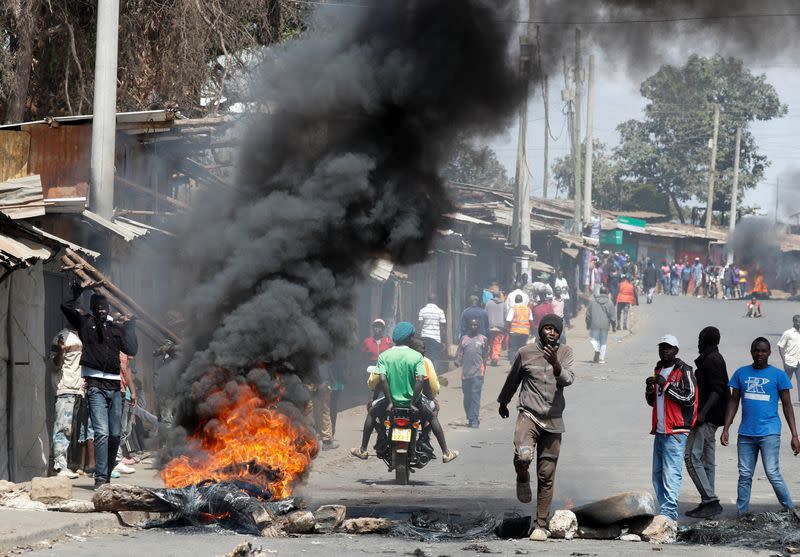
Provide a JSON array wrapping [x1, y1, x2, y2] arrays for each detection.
[[442, 450, 460, 463], [349, 447, 368, 460]]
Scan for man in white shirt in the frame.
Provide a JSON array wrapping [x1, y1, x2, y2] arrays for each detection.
[[505, 282, 530, 312], [778, 314, 800, 401], [418, 294, 447, 374], [50, 328, 84, 479], [554, 269, 571, 328]]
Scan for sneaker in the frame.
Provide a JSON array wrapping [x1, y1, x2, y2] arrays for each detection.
[[442, 450, 459, 463], [529, 527, 549, 541], [110, 470, 121, 479], [56, 469, 79, 479], [599, 359, 606, 364], [114, 463, 135, 474], [593, 351, 600, 363], [349, 447, 368, 460], [120, 457, 137, 466], [686, 500, 723, 518], [321, 440, 339, 451], [93, 481, 106, 491]]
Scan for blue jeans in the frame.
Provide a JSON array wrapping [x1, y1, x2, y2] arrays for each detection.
[[52, 394, 79, 471], [87, 385, 122, 484], [652, 433, 688, 521], [462, 376, 483, 427], [736, 434, 794, 514], [422, 337, 443, 375]]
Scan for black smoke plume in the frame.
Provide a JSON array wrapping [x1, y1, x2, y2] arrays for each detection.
[[728, 216, 780, 267], [161, 0, 522, 448]]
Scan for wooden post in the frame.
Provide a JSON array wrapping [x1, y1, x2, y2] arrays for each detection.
[[583, 54, 595, 224], [726, 126, 741, 265], [572, 28, 583, 235], [705, 103, 720, 234]]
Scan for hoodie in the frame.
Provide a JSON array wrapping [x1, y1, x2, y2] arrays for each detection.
[[585, 293, 616, 330]]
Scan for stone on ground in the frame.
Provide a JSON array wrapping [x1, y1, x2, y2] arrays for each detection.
[[4, 493, 47, 510], [282, 511, 316, 534], [548, 510, 577, 540], [340, 517, 393, 534], [628, 514, 677, 544], [29, 476, 72, 503], [528, 528, 548, 541], [313, 504, 346, 533], [577, 524, 622, 539], [620, 533, 642, 542], [0, 480, 17, 493], [47, 499, 96, 513], [572, 491, 657, 527]]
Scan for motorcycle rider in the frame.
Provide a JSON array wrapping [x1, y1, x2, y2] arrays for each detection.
[[374, 322, 459, 463]]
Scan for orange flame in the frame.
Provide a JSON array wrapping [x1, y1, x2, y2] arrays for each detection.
[[161, 384, 318, 499]]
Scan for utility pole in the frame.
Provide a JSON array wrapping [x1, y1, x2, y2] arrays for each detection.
[[775, 177, 780, 224], [726, 127, 741, 265], [704, 103, 720, 234], [583, 54, 595, 224], [511, 0, 535, 249], [572, 28, 583, 235], [90, 0, 120, 220], [542, 73, 550, 198]]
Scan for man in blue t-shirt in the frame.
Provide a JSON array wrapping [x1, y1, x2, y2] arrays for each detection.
[[722, 337, 800, 514]]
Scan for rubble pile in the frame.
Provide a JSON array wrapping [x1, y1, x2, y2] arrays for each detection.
[[679, 508, 800, 552]]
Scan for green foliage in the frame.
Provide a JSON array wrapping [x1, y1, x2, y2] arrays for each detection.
[[615, 55, 786, 221], [443, 141, 511, 191]]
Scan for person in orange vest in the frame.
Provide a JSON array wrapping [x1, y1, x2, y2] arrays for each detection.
[[506, 294, 532, 362], [615, 274, 638, 331]]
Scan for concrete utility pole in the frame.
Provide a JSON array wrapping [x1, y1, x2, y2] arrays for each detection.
[[90, 0, 121, 220], [583, 54, 595, 224], [511, 0, 535, 249], [572, 28, 583, 235], [542, 73, 550, 198], [704, 103, 720, 234], [726, 126, 741, 265]]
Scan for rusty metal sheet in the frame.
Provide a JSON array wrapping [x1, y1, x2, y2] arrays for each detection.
[[0, 130, 30, 182], [23, 123, 91, 199]]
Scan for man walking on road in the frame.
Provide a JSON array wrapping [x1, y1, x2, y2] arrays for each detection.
[[684, 327, 729, 518], [459, 295, 488, 338], [456, 318, 488, 428], [645, 334, 697, 523], [778, 315, 800, 400], [722, 337, 800, 515], [643, 259, 658, 304], [586, 286, 615, 364], [50, 327, 83, 479], [498, 314, 574, 542], [418, 294, 447, 375], [485, 292, 506, 366], [506, 295, 531, 362]]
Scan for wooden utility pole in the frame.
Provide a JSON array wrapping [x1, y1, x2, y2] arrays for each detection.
[[511, 0, 536, 249], [542, 73, 550, 198], [705, 103, 720, 234], [572, 28, 583, 235], [726, 127, 742, 265], [583, 54, 595, 224]]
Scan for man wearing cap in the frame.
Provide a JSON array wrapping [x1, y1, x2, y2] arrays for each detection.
[[645, 334, 697, 523], [498, 314, 574, 541], [360, 319, 393, 366]]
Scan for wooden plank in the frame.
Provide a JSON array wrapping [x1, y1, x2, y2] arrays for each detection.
[[0, 131, 30, 182]]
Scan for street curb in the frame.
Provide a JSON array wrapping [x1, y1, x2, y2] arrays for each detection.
[[0, 511, 121, 555]]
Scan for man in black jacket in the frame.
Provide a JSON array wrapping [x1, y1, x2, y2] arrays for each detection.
[[61, 284, 138, 489], [684, 326, 729, 518], [643, 258, 658, 304]]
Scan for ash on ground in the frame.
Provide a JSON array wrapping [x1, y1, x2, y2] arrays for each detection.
[[679, 508, 800, 551], [391, 510, 498, 542]]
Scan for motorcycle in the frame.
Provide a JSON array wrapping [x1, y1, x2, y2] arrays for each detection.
[[375, 406, 434, 484]]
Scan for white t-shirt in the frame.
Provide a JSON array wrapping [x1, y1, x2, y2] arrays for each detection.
[[555, 277, 570, 300], [418, 304, 446, 343], [505, 289, 530, 311], [50, 329, 83, 396], [655, 367, 672, 434], [778, 328, 800, 368]]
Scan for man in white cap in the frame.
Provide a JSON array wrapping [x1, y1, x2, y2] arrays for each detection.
[[645, 334, 697, 523]]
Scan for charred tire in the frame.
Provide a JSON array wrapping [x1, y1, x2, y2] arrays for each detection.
[[393, 450, 409, 485]]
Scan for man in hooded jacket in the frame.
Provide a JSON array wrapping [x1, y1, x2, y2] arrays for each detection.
[[684, 326, 729, 518]]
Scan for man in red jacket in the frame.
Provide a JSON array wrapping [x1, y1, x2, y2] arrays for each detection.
[[645, 334, 697, 523]]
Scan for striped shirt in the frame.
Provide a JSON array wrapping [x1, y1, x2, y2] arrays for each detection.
[[418, 303, 446, 343]]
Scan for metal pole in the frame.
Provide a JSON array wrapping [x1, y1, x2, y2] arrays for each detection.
[[726, 127, 741, 265], [705, 103, 720, 234], [90, 0, 120, 219], [583, 54, 595, 223], [542, 73, 550, 198], [572, 28, 583, 235]]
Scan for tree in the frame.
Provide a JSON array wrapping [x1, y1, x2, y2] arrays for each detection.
[[0, 0, 308, 122], [443, 141, 511, 191], [552, 139, 670, 214], [615, 55, 786, 222]]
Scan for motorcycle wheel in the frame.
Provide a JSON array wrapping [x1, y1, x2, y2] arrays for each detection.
[[393, 450, 409, 485]]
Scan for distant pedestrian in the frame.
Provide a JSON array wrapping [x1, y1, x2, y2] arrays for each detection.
[[778, 315, 800, 401], [692, 258, 704, 297], [50, 327, 83, 479], [586, 286, 615, 364], [684, 327, 729, 518], [681, 260, 692, 296], [456, 318, 488, 428], [506, 295, 531, 362], [643, 259, 658, 304], [506, 282, 530, 312], [459, 295, 489, 338], [554, 269, 571, 327], [418, 294, 447, 374], [660, 261, 671, 295], [530, 294, 554, 339], [497, 314, 574, 542], [745, 296, 762, 318], [738, 266, 748, 299], [485, 292, 506, 367], [615, 275, 636, 331], [360, 318, 393, 365], [590, 261, 604, 295], [722, 265, 736, 300], [645, 334, 697, 523], [722, 337, 800, 514]]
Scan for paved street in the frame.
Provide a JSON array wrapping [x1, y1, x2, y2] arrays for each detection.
[[22, 294, 800, 556]]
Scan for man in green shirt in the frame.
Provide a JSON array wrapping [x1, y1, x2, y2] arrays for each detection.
[[376, 322, 427, 409]]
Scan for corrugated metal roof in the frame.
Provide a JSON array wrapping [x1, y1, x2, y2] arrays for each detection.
[[81, 210, 150, 242], [14, 221, 99, 259], [0, 109, 176, 130], [0, 174, 44, 219], [24, 123, 91, 199], [0, 232, 52, 269]]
